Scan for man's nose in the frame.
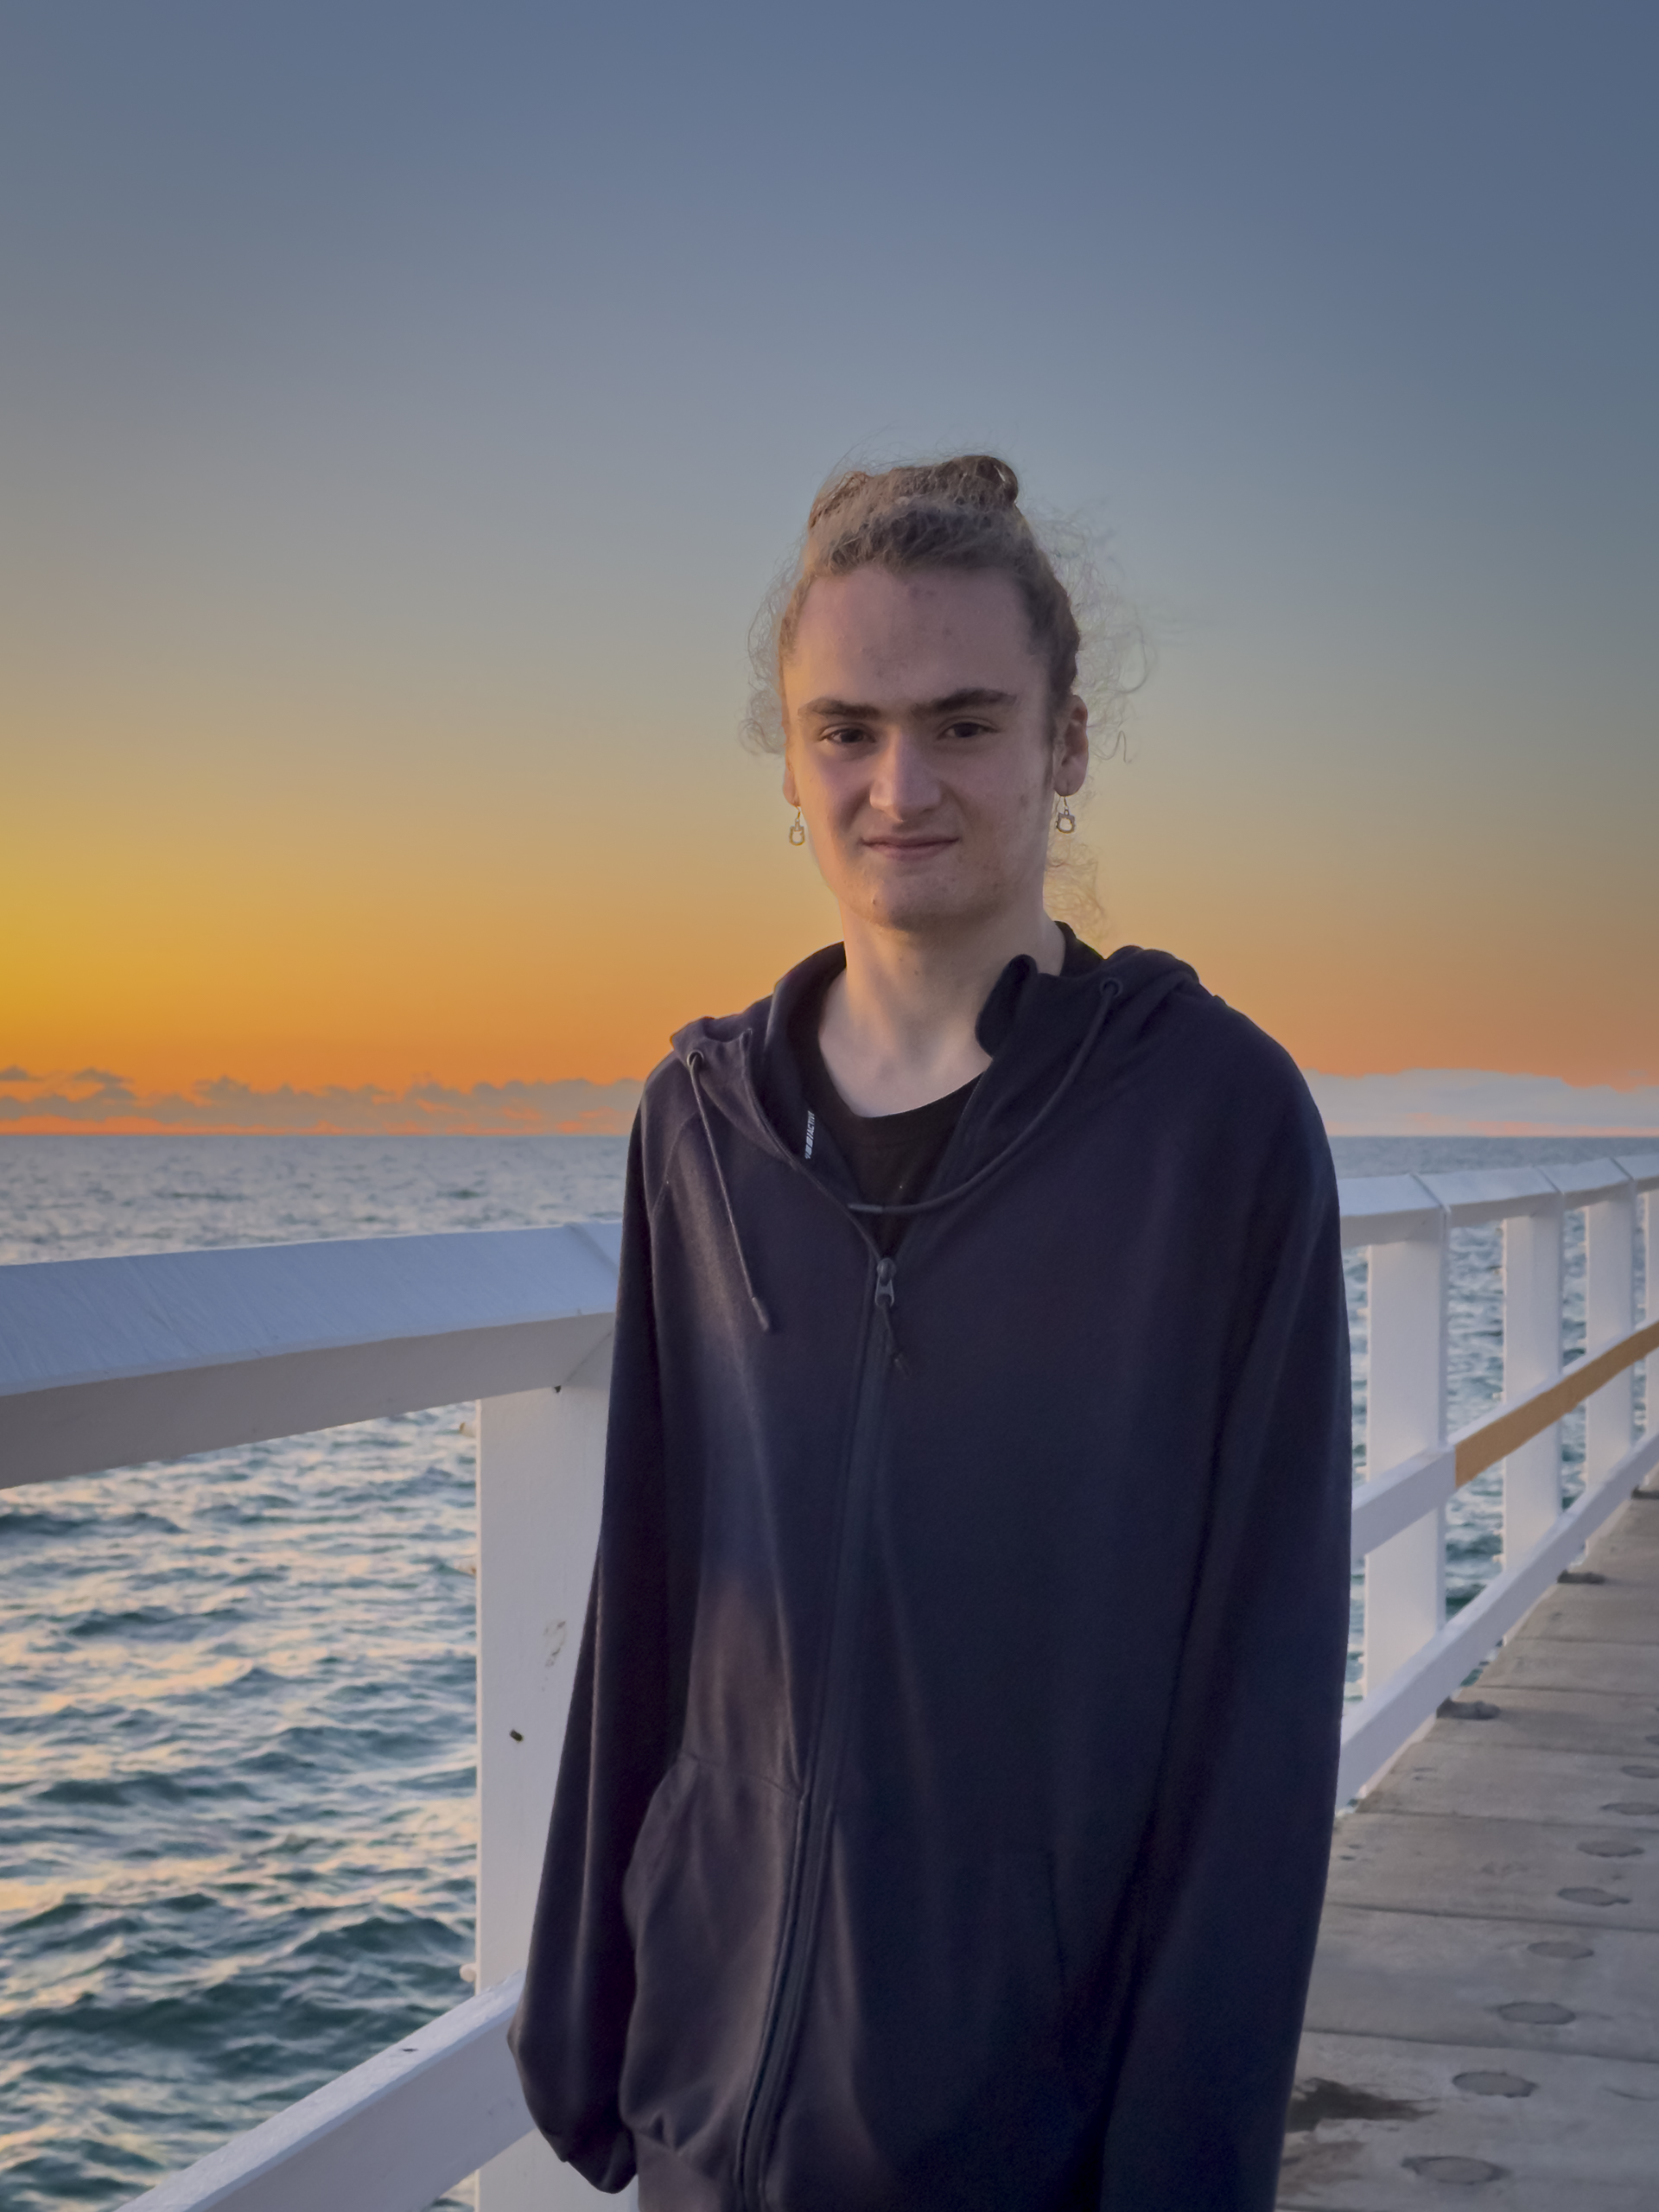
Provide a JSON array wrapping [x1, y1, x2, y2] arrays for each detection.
[[868, 734, 940, 818]]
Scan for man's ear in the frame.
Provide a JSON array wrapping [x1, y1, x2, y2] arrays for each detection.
[[782, 757, 800, 807], [1054, 696, 1090, 796]]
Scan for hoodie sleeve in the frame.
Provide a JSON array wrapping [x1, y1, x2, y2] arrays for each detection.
[[508, 1113, 671, 2192], [1096, 1082, 1352, 2211]]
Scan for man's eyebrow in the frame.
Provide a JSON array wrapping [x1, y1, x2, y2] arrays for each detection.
[[926, 688, 1018, 715], [797, 688, 1018, 720], [797, 696, 882, 721]]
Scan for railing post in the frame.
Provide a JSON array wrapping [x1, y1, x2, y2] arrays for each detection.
[[1584, 1178, 1637, 1484], [1647, 1183, 1658, 1417], [474, 1342, 618, 2211], [1502, 1199, 1564, 1560], [1363, 1209, 1448, 1694], [1646, 1184, 1658, 1446]]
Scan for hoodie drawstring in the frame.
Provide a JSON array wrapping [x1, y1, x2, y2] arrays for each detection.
[[688, 1049, 772, 1332], [843, 971, 1124, 1229], [689, 969, 1126, 1340]]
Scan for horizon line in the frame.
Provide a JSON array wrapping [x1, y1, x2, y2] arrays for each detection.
[[3, 1064, 1658, 1141]]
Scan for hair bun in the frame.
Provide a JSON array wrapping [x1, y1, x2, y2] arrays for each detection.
[[806, 454, 1020, 536], [931, 454, 1020, 507]]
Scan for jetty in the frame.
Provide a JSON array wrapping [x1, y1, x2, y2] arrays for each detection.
[[1, 1154, 1656, 2210], [1284, 1492, 1659, 2208]]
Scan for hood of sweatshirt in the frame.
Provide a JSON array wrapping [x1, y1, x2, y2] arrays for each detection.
[[671, 939, 1198, 1228]]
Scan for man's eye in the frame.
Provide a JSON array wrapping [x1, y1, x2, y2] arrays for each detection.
[[823, 727, 871, 746], [941, 721, 991, 741]]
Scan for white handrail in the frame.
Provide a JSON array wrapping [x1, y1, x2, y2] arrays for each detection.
[[4, 1158, 1651, 1487], [0, 1223, 622, 1488], [1349, 1444, 1454, 1560], [1337, 1151, 1659, 1243], [114, 1973, 531, 2212]]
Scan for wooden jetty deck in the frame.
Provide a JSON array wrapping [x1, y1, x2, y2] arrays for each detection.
[[1281, 1489, 1659, 2209]]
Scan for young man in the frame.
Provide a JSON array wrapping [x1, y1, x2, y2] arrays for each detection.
[[512, 457, 1351, 2210]]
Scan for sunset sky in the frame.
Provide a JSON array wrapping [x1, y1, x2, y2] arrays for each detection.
[[3, 2, 1656, 1130]]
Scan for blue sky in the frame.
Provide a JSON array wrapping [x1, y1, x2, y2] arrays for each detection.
[[3, 0, 1656, 1096]]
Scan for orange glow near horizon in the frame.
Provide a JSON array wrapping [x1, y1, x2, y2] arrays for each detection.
[[5, 622, 1656, 1121], [7, 785, 1656, 1122]]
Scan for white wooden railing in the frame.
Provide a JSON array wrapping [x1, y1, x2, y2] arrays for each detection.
[[1338, 1154, 1659, 1800], [0, 1224, 622, 2212], [0, 1153, 1655, 2211]]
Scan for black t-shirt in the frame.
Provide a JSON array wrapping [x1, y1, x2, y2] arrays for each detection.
[[791, 930, 1102, 1251]]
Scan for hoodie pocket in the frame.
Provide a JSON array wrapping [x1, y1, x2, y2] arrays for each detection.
[[620, 1752, 802, 2176], [766, 1833, 1080, 2212]]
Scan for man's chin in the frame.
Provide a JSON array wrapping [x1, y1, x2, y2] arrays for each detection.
[[856, 886, 1001, 936]]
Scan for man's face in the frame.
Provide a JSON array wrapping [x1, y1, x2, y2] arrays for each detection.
[[781, 567, 1086, 940]]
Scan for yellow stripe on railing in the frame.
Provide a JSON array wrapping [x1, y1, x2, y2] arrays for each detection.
[[1452, 1314, 1659, 1489]]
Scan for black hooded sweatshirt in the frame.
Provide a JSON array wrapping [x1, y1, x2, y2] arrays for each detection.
[[509, 942, 1352, 2212]]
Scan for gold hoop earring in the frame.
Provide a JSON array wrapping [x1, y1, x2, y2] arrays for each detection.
[[1054, 798, 1077, 834], [788, 809, 806, 846]]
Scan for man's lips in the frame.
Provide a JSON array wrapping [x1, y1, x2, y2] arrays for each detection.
[[861, 835, 957, 856]]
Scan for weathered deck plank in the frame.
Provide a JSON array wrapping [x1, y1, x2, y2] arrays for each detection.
[[1280, 1492, 1659, 2207]]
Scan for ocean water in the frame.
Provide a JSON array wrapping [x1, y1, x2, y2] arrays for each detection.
[[0, 1139, 629, 2212], [0, 1132, 1649, 2209]]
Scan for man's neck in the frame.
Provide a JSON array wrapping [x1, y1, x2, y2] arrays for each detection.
[[819, 906, 1066, 1117]]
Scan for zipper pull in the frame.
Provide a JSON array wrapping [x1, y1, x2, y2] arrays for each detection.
[[873, 1256, 906, 1373]]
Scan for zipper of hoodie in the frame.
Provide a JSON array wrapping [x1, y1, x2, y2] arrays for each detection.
[[734, 1249, 897, 2211]]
